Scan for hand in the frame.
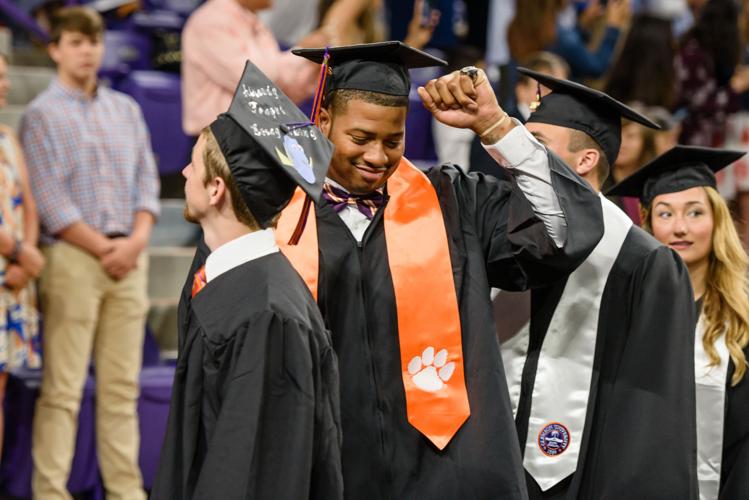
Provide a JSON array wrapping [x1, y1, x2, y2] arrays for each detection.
[[578, 0, 603, 31], [100, 237, 142, 280], [298, 26, 337, 48], [404, 0, 440, 50], [16, 242, 45, 278], [418, 68, 506, 135], [731, 66, 749, 94], [605, 0, 630, 29], [3, 264, 30, 293]]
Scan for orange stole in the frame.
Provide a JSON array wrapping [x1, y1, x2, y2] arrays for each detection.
[[276, 158, 470, 450]]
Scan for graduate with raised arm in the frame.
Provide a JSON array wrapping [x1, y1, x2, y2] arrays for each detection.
[[610, 145, 749, 500], [152, 62, 343, 500], [184, 41, 605, 499], [500, 69, 698, 500]]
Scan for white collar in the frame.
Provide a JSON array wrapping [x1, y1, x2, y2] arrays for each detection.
[[205, 228, 278, 283]]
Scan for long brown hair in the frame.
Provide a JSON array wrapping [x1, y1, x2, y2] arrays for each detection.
[[507, 0, 563, 61], [643, 187, 749, 385]]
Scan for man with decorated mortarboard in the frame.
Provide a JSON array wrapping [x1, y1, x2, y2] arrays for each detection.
[[185, 41, 605, 499], [499, 69, 698, 499], [151, 62, 343, 500]]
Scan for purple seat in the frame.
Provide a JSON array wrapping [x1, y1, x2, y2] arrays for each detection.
[[138, 366, 174, 489], [142, 0, 202, 16], [404, 86, 437, 162], [0, 365, 175, 498], [0, 370, 98, 498], [116, 70, 193, 176], [101, 30, 153, 75]]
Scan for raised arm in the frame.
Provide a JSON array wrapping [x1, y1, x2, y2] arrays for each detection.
[[418, 69, 604, 289]]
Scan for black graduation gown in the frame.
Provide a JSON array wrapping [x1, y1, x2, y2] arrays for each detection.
[[512, 226, 698, 499], [320, 158, 603, 499], [152, 253, 343, 500], [179, 156, 603, 499], [715, 333, 749, 498]]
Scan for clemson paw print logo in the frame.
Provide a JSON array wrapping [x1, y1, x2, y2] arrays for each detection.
[[408, 346, 455, 392]]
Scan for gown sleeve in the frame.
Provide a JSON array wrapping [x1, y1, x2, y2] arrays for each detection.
[[446, 146, 604, 291]]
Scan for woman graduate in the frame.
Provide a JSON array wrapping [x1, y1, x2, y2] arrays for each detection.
[[608, 145, 749, 500]]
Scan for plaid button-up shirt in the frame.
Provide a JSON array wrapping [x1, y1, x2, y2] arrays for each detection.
[[20, 78, 160, 244]]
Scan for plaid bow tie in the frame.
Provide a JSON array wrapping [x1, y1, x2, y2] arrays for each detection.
[[322, 183, 385, 220]]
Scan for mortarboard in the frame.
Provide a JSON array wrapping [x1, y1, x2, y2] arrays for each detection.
[[209, 60, 334, 230], [293, 41, 447, 98], [519, 67, 660, 166], [606, 145, 746, 205]]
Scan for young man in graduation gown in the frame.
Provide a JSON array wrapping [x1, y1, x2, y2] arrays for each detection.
[[152, 63, 343, 500], [186, 42, 605, 499], [499, 69, 699, 499], [287, 43, 610, 499]]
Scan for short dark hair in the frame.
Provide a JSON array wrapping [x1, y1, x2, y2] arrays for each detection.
[[567, 129, 610, 184], [323, 88, 409, 114], [49, 7, 103, 44]]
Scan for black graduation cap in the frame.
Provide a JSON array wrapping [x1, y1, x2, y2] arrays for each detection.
[[292, 41, 447, 98], [606, 145, 746, 205], [209, 60, 334, 229], [519, 67, 660, 166]]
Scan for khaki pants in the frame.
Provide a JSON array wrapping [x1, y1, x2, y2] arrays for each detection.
[[32, 242, 149, 500]]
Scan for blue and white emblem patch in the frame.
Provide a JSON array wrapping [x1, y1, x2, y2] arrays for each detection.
[[538, 422, 570, 457]]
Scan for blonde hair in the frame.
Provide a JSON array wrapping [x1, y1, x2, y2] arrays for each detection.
[[200, 127, 261, 230], [643, 187, 749, 385]]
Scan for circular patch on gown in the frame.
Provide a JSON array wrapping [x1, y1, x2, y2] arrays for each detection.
[[538, 422, 570, 457]]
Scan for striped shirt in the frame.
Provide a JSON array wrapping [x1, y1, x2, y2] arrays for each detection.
[[20, 78, 160, 243]]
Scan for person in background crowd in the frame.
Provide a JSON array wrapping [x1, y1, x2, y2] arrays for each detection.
[[605, 106, 659, 223], [0, 51, 44, 465], [649, 106, 683, 154], [513, 52, 569, 122], [20, 7, 160, 499], [611, 145, 749, 500], [507, 0, 563, 63], [180, 0, 334, 136], [318, 0, 440, 47], [548, 0, 630, 80], [605, 14, 676, 108], [675, 0, 749, 147]]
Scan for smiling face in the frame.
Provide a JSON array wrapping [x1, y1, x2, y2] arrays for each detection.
[[650, 187, 714, 268], [318, 98, 407, 194]]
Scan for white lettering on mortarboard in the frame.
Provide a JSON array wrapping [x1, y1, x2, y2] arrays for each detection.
[[241, 83, 280, 100], [244, 100, 288, 120]]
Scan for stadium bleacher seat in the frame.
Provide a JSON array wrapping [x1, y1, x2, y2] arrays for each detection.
[[116, 70, 192, 176]]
